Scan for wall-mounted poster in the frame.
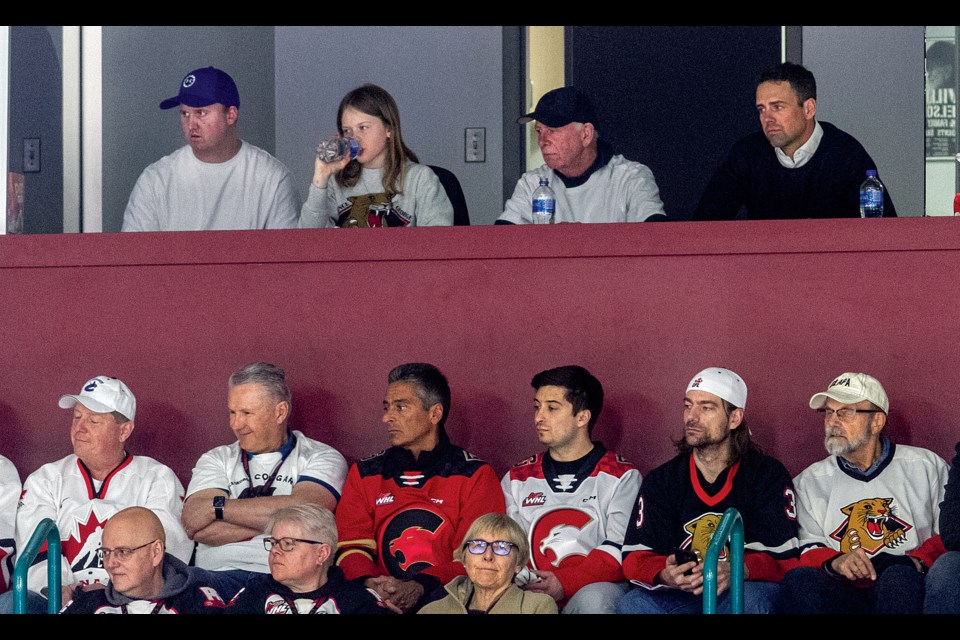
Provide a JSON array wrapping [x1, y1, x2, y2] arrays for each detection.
[[925, 38, 957, 159]]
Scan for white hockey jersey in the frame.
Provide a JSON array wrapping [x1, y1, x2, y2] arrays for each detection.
[[16, 453, 191, 593], [501, 443, 641, 597], [794, 442, 949, 559]]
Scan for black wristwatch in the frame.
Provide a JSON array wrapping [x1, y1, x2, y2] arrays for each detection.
[[213, 495, 226, 520]]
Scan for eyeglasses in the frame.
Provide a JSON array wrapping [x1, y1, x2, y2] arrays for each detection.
[[465, 540, 517, 556], [96, 539, 158, 561], [263, 536, 324, 552], [817, 408, 882, 421]]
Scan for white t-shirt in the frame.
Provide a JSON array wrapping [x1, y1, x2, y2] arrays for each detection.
[[122, 141, 301, 231]]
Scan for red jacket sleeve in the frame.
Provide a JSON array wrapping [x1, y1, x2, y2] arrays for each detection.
[[334, 463, 383, 580], [622, 549, 667, 586], [910, 534, 946, 570], [554, 549, 625, 600]]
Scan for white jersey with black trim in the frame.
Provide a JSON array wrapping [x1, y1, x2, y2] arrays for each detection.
[[0, 455, 21, 594], [794, 442, 948, 557], [502, 444, 641, 573], [185, 429, 348, 572], [16, 453, 191, 593]]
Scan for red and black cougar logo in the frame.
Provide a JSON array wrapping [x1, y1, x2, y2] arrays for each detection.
[[381, 509, 446, 579]]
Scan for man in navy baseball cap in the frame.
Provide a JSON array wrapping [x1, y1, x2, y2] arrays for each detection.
[[159, 66, 240, 110], [517, 86, 598, 128], [496, 86, 665, 225], [121, 65, 300, 232]]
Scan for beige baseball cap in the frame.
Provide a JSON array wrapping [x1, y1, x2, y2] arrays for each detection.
[[809, 372, 888, 414]]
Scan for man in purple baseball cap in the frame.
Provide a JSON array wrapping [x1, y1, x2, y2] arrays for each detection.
[[121, 66, 300, 232], [497, 86, 666, 224]]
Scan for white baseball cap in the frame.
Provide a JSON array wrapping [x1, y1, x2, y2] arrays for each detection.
[[58, 376, 136, 421], [686, 367, 747, 409], [809, 372, 888, 414]]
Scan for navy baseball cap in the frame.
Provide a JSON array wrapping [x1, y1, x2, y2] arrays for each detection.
[[517, 86, 597, 128], [160, 66, 240, 110]]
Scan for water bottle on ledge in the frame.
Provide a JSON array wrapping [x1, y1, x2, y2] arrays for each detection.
[[859, 169, 884, 218], [532, 177, 556, 224], [317, 136, 360, 163]]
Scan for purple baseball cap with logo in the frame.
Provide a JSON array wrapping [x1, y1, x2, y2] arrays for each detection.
[[160, 66, 240, 110]]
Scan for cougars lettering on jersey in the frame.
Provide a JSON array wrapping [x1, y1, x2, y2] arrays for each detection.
[[502, 443, 641, 600], [335, 435, 506, 587], [185, 430, 348, 573]]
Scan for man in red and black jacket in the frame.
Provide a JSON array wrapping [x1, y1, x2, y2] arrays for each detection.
[[335, 362, 505, 613]]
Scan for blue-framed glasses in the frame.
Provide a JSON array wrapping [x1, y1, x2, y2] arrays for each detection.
[[465, 539, 517, 556]]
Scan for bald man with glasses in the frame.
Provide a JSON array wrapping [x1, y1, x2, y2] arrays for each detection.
[[61, 507, 226, 614], [776, 372, 950, 614]]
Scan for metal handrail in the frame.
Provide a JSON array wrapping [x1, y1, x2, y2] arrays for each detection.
[[702, 507, 744, 614], [12, 518, 62, 614]]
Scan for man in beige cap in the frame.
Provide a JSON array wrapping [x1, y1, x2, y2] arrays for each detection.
[[2, 375, 191, 614], [777, 372, 949, 614], [617, 367, 799, 614]]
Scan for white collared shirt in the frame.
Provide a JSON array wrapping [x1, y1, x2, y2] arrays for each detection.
[[774, 121, 823, 169]]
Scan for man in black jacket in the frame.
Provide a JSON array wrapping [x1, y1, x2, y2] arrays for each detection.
[[693, 62, 897, 220]]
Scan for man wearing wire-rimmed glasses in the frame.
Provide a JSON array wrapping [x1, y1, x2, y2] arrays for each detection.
[[777, 372, 949, 614], [62, 507, 225, 614]]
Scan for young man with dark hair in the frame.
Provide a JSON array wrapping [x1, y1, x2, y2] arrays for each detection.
[[502, 365, 641, 614]]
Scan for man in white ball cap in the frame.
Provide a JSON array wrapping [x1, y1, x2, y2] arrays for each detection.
[[617, 367, 799, 614], [777, 372, 949, 615], [1, 375, 191, 614]]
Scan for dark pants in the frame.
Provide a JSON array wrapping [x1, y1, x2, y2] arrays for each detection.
[[776, 565, 924, 614], [924, 551, 960, 614]]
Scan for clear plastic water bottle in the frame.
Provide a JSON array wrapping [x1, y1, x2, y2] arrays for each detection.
[[859, 169, 885, 218], [316, 136, 360, 163], [531, 177, 556, 224]]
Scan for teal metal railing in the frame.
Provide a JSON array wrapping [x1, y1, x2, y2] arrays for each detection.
[[702, 507, 744, 614], [12, 518, 62, 614]]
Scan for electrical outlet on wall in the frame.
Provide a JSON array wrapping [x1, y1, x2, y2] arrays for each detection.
[[23, 138, 40, 173], [465, 128, 485, 163]]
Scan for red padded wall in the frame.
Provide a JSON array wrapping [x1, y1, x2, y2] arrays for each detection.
[[0, 218, 957, 487]]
